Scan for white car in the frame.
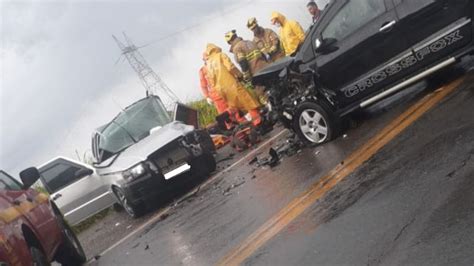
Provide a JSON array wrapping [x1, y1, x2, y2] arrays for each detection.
[[37, 96, 216, 225]]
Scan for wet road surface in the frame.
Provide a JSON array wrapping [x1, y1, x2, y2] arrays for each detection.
[[90, 63, 474, 265]]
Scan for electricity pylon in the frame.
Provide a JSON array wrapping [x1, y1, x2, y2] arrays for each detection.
[[113, 32, 179, 108]]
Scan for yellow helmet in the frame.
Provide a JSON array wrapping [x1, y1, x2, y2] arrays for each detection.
[[247, 17, 258, 30], [225, 30, 237, 43]]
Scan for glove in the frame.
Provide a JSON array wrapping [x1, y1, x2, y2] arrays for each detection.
[[243, 72, 252, 83], [206, 97, 213, 105]]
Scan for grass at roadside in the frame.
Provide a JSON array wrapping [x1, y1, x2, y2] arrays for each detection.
[[188, 99, 218, 127]]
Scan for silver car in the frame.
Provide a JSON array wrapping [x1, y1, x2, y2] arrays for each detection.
[[37, 156, 117, 226]]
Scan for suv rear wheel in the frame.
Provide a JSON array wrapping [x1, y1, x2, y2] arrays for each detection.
[[293, 101, 341, 145]]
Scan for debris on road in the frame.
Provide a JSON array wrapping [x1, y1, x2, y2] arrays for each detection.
[[249, 135, 305, 168], [216, 153, 235, 164], [248, 156, 258, 165], [222, 180, 246, 195]]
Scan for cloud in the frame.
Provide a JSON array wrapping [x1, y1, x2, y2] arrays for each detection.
[[1, 1, 69, 57]]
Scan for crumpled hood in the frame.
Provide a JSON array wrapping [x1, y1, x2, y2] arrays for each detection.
[[96, 121, 194, 174], [252, 56, 294, 85]]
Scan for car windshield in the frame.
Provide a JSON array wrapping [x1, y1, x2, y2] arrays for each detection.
[[95, 96, 171, 163]]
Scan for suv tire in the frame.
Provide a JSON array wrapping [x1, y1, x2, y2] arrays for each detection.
[[293, 101, 341, 145], [55, 214, 86, 266]]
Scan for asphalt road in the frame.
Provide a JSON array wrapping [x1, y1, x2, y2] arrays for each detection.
[[86, 60, 474, 266]]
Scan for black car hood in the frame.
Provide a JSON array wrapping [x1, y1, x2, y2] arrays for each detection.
[[253, 57, 294, 85]]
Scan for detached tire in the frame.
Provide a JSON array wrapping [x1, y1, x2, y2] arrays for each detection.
[[293, 101, 341, 145], [113, 188, 146, 219], [30, 246, 49, 266], [55, 215, 86, 266]]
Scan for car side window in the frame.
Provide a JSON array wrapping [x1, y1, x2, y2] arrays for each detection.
[[322, 0, 386, 41], [40, 163, 84, 193], [0, 171, 23, 191]]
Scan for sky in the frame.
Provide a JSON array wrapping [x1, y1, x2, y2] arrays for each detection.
[[1, 0, 328, 177]]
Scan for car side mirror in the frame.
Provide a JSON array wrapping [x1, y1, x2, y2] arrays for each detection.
[[75, 168, 93, 178], [19, 167, 40, 189], [314, 37, 339, 55]]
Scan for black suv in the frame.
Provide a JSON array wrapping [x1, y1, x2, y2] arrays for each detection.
[[254, 0, 473, 144]]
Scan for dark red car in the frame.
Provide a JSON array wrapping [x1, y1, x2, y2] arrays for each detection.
[[0, 168, 86, 266]]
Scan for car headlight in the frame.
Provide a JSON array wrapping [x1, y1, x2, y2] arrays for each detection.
[[123, 163, 146, 182]]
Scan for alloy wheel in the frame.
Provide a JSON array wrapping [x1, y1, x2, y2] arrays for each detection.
[[298, 109, 329, 144], [115, 189, 135, 216]]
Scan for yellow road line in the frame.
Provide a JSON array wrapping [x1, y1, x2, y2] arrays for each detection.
[[218, 77, 465, 266]]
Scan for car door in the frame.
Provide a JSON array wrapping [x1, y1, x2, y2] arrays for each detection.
[[393, 0, 473, 69], [0, 171, 60, 255], [310, 0, 413, 107], [38, 158, 115, 225], [174, 102, 199, 128]]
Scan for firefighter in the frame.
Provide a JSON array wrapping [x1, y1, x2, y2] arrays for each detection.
[[225, 30, 269, 104], [199, 53, 228, 114], [204, 43, 262, 126], [270, 11, 305, 56], [224, 30, 268, 81], [247, 17, 285, 63]]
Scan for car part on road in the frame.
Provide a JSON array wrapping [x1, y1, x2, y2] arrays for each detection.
[[249, 133, 304, 168]]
